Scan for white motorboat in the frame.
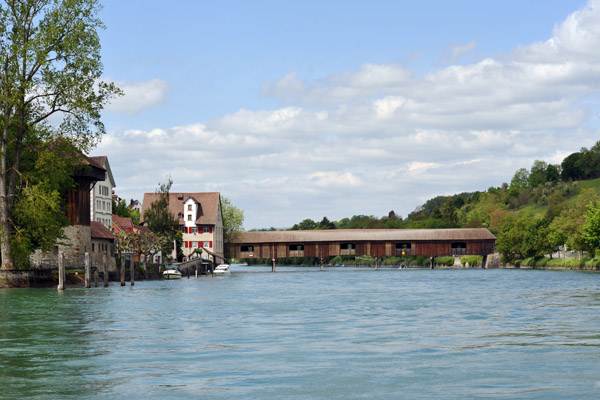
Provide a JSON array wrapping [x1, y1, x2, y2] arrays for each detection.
[[163, 265, 182, 279], [213, 264, 231, 275]]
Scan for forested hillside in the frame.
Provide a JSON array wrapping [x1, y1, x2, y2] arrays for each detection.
[[280, 141, 600, 266]]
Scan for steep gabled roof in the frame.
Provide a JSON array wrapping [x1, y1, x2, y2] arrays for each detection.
[[112, 214, 134, 233], [141, 192, 221, 226], [89, 155, 116, 188]]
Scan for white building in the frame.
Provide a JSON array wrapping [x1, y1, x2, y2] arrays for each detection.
[[89, 156, 115, 229]]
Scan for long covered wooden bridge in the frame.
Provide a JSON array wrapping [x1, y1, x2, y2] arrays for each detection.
[[231, 228, 496, 267]]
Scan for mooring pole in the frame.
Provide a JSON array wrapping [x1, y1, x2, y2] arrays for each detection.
[[320, 257, 324, 271], [120, 255, 126, 286], [58, 250, 65, 291], [130, 254, 135, 286], [375, 256, 378, 270], [94, 263, 99, 287], [84, 252, 91, 288], [271, 258, 276, 272], [430, 256, 435, 269], [103, 251, 109, 287]]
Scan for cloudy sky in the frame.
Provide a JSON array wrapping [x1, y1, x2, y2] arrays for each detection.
[[96, 0, 599, 229]]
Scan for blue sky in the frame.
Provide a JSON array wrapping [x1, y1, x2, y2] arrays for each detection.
[[95, 0, 599, 229]]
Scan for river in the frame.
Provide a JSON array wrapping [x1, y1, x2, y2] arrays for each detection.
[[1, 267, 599, 399]]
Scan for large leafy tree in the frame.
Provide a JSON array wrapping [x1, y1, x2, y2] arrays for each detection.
[[0, 0, 120, 269], [143, 178, 178, 264], [583, 201, 600, 253], [221, 196, 244, 259]]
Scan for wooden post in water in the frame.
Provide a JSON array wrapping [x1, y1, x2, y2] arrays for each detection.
[[58, 250, 65, 291], [271, 258, 276, 272], [94, 261, 99, 287], [103, 251, 109, 287], [375, 256, 378, 270], [85, 252, 91, 288], [430, 256, 435, 269], [130, 254, 135, 286], [120, 255, 126, 286], [320, 257, 324, 271]]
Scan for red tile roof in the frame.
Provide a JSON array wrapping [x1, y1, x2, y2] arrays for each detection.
[[91, 221, 115, 240], [112, 214, 134, 233]]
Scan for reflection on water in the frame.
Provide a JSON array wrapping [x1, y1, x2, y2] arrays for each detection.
[[1, 268, 599, 399]]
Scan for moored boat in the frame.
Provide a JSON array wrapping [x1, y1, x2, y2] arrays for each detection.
[[213, 264, 231, 275], [163, 265, 182, 279]]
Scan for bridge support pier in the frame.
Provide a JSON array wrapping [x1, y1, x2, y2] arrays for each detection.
[[482, 255, 488, 269]]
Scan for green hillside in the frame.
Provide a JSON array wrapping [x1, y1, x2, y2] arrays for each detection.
[[283, 141, 600, 267]]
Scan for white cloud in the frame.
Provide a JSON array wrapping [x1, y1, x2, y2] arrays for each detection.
[[440, 41, 478, 64], [105, 78, 169, 114], [100, 1, 600, 229]]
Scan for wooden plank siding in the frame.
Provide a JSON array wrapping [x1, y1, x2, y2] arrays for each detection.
[[232, 229, 496, 260]]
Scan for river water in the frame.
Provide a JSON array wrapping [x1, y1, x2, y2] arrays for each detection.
[[1, 267, 599, 399]]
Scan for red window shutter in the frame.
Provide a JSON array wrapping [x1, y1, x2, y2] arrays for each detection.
[[210, 226, 213, 234], [186, 227, 190, 234], [210, 241, 213, 248]]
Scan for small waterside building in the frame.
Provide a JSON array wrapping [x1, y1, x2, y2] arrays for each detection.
[[231, 228, 496, 261]]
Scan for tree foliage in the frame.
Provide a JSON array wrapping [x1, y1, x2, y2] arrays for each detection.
[[143, 178, 178, 263], [221, 196, 244, 258], [0, 0, 120, 269]]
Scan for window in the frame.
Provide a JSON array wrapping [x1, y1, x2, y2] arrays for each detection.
[[340, 243, 356, 250], [188, 204, 192, 211], [192, 241, 198, 247], [187, 215, 192, 221], [203, 226, 210, 233], [192, 227, 198, 234], [241, 245, 254, 252], [178, 212, 183, 219], [204, 241, 210, 247]]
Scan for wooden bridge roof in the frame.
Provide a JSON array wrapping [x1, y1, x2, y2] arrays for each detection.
[[234, 228, 496, 244]]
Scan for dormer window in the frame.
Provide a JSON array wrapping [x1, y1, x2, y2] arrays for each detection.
[[187, 215, 192, 221], [178, 212, 183, 219], [188, 204, 192, 211]]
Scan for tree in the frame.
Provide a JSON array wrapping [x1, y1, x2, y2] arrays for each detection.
[[143, 178, 178, 264], [0, 0, 120, 269], [561, 152, 584, 181], [291, 218, 317, 230], [545, 164, 560, 183], [221, 196, 244, 259], [113, 198, 140, 225], [318, 216, 335, 230], [583, 201, 600, 253], [528, 160, 548, 187], [510, 168, 529, 189]]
